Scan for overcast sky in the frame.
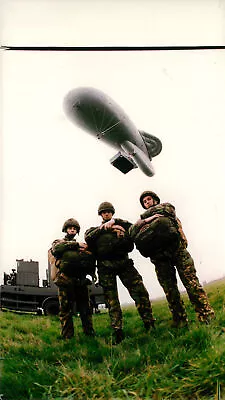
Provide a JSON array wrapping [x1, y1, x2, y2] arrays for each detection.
[[1, 0, 225, 304]]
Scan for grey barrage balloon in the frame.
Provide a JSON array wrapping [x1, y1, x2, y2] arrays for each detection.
[[63, 87, 162, 177]]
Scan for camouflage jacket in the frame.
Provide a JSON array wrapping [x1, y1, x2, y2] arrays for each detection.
[[85, 218, 134, 261], [129, 203, 187, 247]]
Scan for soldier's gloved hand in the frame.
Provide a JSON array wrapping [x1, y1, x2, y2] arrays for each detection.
[[79, 242, 88, 252], [100, 219, 115, 230], [112, 225, 125, 238]]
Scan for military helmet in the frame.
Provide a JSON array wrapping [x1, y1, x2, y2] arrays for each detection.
[[140, 191, 160, 208], [98, 201, 115, 215], [62, 218, 80, 233]]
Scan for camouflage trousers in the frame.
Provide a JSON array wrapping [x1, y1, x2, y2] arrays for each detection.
[[98, 258, 155, 331], [151, 244, 215, 323], [58, 280, 94, 339]]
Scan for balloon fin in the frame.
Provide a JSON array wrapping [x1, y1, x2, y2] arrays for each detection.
[[139, 130, 162, 158]]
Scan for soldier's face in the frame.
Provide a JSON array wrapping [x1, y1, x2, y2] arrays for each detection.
[[101, 211, 113, 222], [143, 195, 155, 209], [66, 226, 77, 235]]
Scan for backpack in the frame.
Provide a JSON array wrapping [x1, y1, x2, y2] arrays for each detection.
[[134, 216, 180, 258]]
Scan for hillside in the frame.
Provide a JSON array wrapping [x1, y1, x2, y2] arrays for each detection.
[[0, 279, 225, 399]]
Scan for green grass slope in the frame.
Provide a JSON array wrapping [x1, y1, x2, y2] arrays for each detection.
[[1, 279, 225, 400]]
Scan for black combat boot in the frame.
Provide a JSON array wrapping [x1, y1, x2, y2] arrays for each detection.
[[113, 329, 125, 345]]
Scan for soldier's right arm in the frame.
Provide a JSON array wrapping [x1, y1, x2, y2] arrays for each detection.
[[51, 239, 79, 257]]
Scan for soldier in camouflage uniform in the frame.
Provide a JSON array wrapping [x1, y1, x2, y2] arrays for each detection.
[[85, 202, 155, 344], [51, 218, 96, 339], [130, 191, 215, 327]]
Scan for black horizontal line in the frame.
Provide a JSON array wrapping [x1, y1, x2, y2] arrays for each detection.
[[2, 45, 225, 51]]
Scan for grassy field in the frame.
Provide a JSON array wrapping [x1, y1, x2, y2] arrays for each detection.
[[0, 278, 225, 400]]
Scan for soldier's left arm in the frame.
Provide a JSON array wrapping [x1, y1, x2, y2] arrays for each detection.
[[176, 217, 188, 247]]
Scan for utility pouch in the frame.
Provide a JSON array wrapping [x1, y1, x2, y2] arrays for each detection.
[[53, 271, 73, 287]]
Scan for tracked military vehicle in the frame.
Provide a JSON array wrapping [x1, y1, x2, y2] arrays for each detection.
[[0, 259, 105, 315]]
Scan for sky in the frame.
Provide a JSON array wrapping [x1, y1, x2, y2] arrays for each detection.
[[1, 0, 225, 304]]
